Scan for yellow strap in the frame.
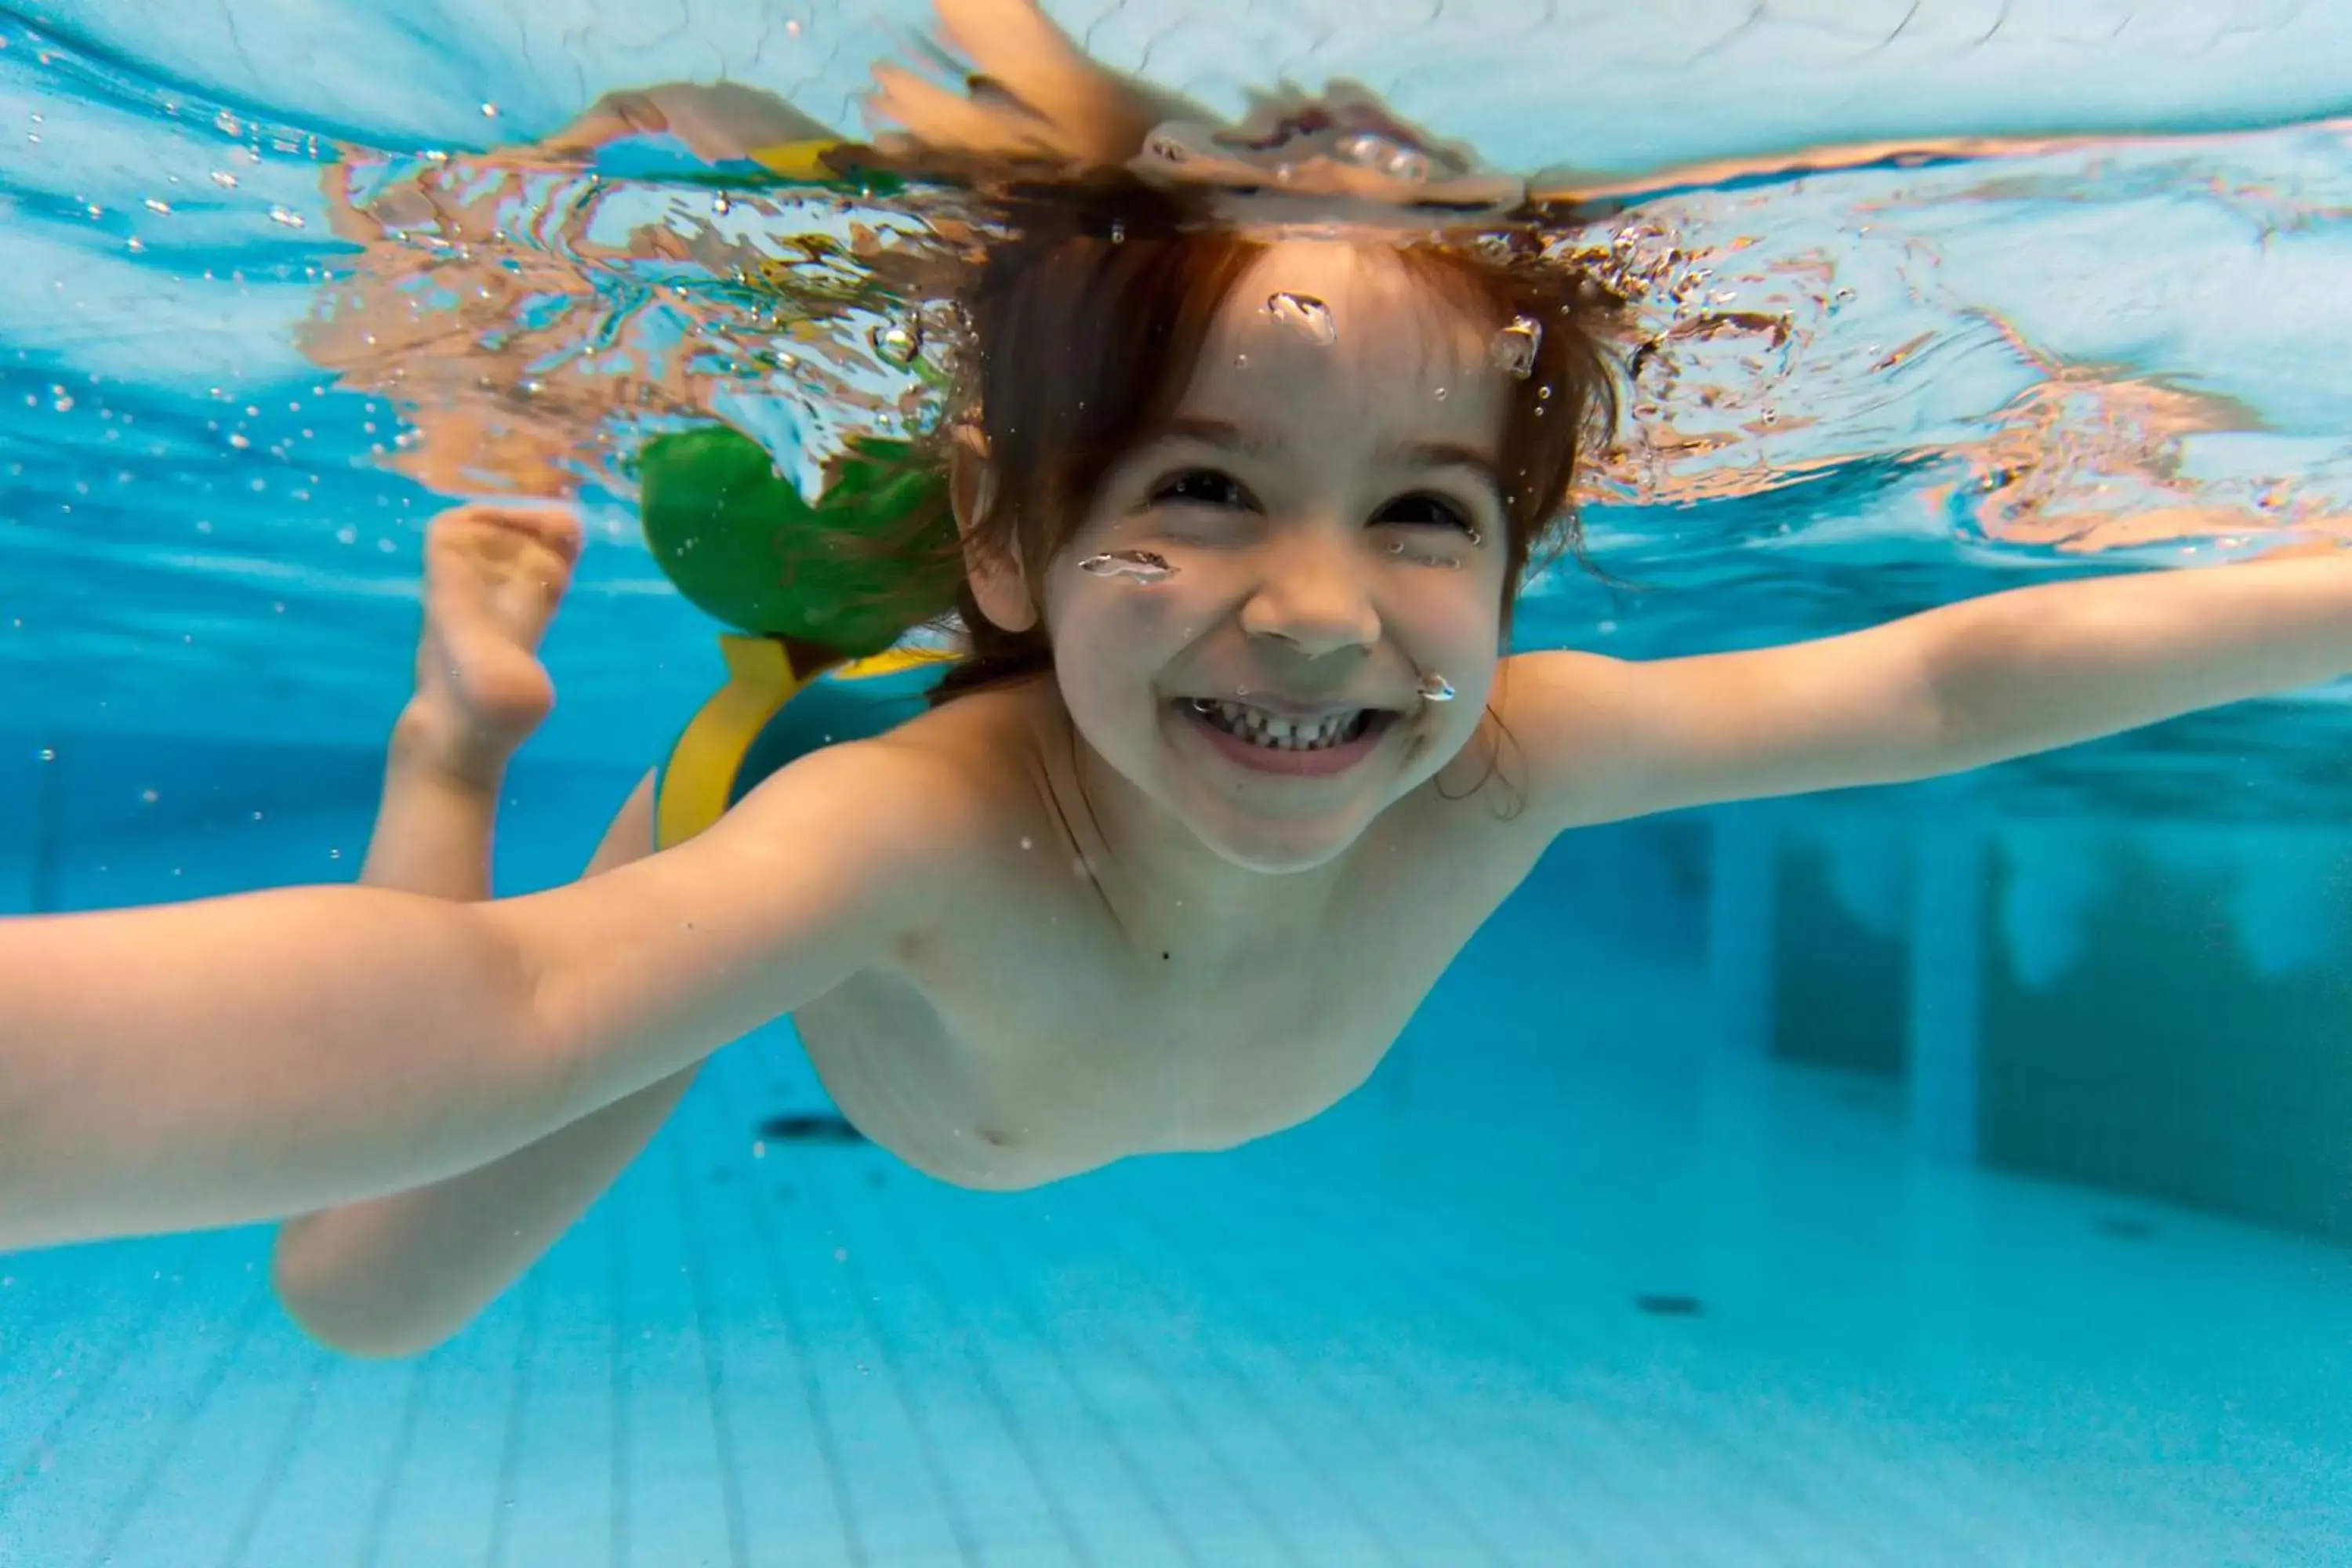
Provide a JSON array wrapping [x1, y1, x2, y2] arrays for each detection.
[[655, 634, 814, 850], [833, 644, 958, 681], [746, 140, 843, 182], [654, 640, 958, 850]]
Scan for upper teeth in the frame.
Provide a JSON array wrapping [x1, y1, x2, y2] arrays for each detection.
[[1195, 699, 1363, 750]]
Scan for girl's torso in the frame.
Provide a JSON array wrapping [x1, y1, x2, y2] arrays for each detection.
[[766, 682, 1552, 1189]]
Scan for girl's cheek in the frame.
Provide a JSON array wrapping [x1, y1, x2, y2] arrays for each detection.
[[1051, 576, 1190, 666]]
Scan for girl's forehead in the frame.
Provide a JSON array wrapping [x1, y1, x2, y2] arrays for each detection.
[[1218, 240, 1489, 349], [1184, 241, 1506, 431]]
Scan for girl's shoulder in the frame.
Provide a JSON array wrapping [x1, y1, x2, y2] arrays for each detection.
[[845, 679, 1058, 833]]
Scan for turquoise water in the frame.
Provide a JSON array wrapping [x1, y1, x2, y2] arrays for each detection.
[[5, 3, 2352, 1563]]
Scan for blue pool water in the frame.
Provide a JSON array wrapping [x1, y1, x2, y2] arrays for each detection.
[[5, 3, 2352, 1563]]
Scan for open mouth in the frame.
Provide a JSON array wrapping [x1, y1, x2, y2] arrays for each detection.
[[1189, 698, 1377, 750], [1172, 697, 1399, 775]]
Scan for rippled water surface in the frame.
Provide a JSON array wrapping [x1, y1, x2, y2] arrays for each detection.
[[7, 1, 2352, 815]]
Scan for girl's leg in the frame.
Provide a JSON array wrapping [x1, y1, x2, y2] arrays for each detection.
[[272, 504, 699, 1358], [361, 500, 577, 899]]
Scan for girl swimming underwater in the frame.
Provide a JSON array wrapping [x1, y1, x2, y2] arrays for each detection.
[[8, 2, 2352, 1363]]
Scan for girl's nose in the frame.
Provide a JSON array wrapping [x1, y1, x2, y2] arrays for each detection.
[[1236, 528, 1380, 659]]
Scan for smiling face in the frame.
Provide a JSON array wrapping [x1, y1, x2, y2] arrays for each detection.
[[1026, 240, 1518, 873]]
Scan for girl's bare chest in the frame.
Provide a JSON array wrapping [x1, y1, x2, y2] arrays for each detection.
[[800, 858, 1509, 1182]]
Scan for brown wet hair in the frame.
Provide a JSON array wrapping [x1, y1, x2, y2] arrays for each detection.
[[847, 182, 1624, 702]]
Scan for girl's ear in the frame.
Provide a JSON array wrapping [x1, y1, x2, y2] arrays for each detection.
[[949, 423, 1039, 633]]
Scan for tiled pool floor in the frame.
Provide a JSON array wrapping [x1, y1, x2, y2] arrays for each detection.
[[3, 940, 2347, 1567]]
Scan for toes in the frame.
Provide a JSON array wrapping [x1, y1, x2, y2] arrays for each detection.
[[425, 503, 583, 583], [509, 504, 583, 563]]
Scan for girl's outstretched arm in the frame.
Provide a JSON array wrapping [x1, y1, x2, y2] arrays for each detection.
[[0, 741, 966, 1252], [1505, 546, 2352, 826]]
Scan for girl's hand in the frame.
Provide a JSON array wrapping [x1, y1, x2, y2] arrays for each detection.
[[866, 0, 1192, 169], [865, 0, 1516, 223]]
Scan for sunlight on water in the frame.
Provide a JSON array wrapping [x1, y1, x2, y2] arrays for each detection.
[[6, 0, 2352, 812]]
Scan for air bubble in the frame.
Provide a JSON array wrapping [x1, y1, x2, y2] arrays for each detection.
[[1417, 674, 1457, 702], [1334, 132, 1429, 182], [869, 321, 920, 366], [1078, 549, 1175, 583], [1266, 292, 1335, 345], [1491, 316, 1541, 378]]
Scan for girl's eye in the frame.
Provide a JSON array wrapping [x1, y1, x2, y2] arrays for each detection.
[[1375, 492, 1479, 535], [1151, 468, 1255, 510]]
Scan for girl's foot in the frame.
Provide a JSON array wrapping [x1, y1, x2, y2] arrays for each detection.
[[397, 503, 582, 786]]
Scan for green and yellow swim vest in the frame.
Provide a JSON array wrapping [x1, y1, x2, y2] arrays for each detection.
[[637, 416, 958, 850]]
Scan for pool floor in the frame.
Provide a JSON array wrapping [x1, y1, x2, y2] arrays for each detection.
[[1, 935, 2345, 1567]]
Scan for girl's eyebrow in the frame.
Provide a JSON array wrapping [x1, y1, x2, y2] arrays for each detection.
[[1153, 415, 1282, 459], [1381, 438, 1504, 496]]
